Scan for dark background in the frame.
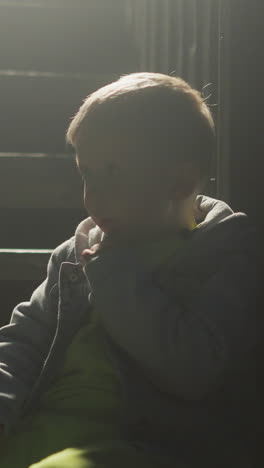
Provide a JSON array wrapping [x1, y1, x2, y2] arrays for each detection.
[[229, 0, 263, 243]]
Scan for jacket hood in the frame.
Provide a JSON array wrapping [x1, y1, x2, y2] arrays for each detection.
[[74, 195, 255, 267]]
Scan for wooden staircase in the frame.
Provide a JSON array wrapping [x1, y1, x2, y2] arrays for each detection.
[[0, 1, 139, 325]]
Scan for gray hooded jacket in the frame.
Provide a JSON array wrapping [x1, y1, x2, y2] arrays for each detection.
[[0, 195, 260, 464]]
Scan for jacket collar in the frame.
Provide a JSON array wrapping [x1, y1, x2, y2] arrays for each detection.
[[73, 195, 247, 265]]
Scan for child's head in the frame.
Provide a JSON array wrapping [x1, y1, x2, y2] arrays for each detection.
[[66, 72, 215, 241]]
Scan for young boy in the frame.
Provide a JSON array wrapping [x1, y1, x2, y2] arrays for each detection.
[[0, 73, 260, 468]]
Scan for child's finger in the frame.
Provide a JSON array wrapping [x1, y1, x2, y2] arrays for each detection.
[[82, 244, 100, 260]]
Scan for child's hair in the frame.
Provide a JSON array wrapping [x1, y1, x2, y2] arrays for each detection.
[[66, 72, 215, 188]]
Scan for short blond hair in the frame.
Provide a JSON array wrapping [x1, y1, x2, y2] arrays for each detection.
[[66, 72, 215, 183]]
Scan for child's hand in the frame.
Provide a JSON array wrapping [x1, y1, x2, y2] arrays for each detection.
[[81, 234, 121, 263], [81, 244, 100, 264]]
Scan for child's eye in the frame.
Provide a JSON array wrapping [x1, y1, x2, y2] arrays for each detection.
[[80, 165, 120, 184]]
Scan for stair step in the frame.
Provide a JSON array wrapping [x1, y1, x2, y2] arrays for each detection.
[[0, 73, 117, 153], [0, 248, 52, 280], [0, 153, 83, 210], [0, 1, 136, 73]]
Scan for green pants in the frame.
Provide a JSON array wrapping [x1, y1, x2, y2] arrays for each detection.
[[0, 322, 186, 468], [29, 442, 182, 468]]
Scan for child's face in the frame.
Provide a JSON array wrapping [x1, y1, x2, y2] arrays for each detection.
[[76, 130, 177, 242]]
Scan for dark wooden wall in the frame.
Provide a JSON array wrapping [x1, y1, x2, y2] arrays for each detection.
[[229, 1, 264, 243], [0, 1, 139, 252]]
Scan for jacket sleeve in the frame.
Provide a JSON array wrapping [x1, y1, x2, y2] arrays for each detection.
[[84, 245, 259, 399], [0, 238, 74, 427]]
